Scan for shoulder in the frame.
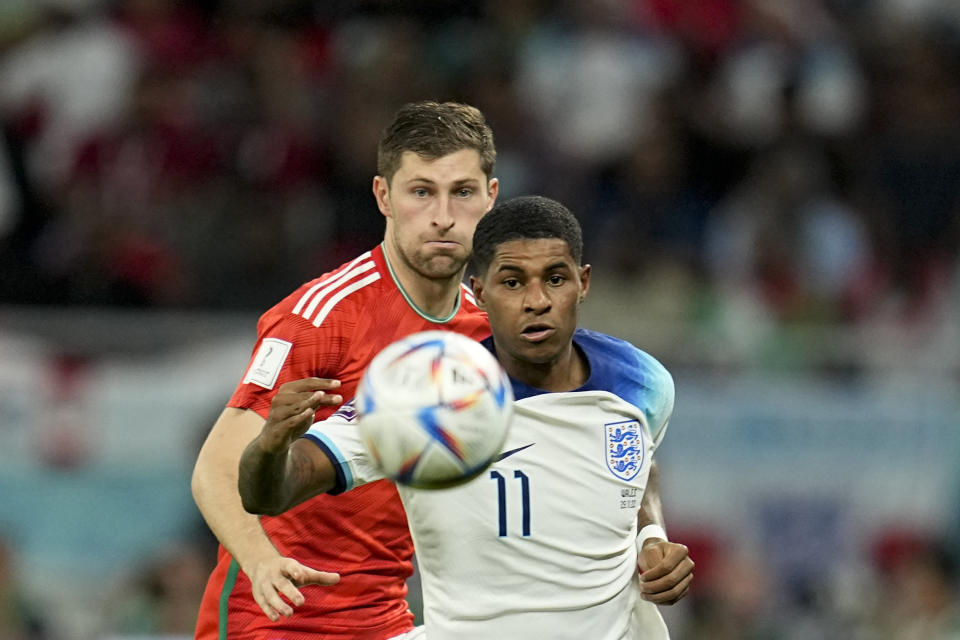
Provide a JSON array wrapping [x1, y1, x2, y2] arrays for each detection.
[[451, 283, 490, 337], [265, 248, 387, 329], [577, 328, 675, 438], [578, 329, 672, 390]]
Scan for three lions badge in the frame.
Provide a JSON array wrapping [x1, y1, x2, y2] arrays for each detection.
[[604, 419, 645, 481]]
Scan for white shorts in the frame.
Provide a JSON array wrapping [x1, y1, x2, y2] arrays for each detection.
[[388, 626, 426, 640]]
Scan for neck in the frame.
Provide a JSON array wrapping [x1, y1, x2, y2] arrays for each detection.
[[506, 342, 587, 393], [382, 242, 464, 320]]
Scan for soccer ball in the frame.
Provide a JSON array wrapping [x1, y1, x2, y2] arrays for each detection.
[[355, 330, 513, 490]]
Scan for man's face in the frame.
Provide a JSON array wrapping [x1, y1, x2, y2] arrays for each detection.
[[471, 237, 590, 370], [374, 149, 498, 280]]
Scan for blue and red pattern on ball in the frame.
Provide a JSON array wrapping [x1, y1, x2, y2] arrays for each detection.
[[389, 337, 448, 367], [395, 450, 425, 484]]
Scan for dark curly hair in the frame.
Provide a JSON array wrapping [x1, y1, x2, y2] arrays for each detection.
[[471, 195, 583, 276]]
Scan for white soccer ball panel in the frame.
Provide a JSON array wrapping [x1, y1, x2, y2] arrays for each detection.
[[359, 411, 432, 475], [408, 445, 470, 487], [357, 331, 513, 489]]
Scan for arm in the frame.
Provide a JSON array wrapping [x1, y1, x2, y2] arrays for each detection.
[[191, 378, 342, 621], [239, 379, 340, 515], [636, 459, 695, 605], [192, 406, 279, 568]]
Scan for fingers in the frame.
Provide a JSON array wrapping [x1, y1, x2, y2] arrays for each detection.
[[266, 379, 343, 439], [251, 576, 292, 621], [315, 380, 343, 406], [283, 377, 341, 391], [251, 558, 341, 622], [279, 382, 342, 412], [296, 567, 341, 586], [639, 542, 695, 605], [283, 377, 343, 403], [641, 568, 694, 605], [255, 579, 300, 621], [639, 542, 688, 581]]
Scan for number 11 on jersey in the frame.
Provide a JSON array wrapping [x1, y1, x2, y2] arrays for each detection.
[[490, 470, 531, 537]]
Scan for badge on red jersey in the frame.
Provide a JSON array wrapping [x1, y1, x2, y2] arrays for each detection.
[[243, 338, 293, 389]]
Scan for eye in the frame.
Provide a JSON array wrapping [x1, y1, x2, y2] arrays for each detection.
[[456, 188, 473, 198], [502, 278, 520, 289], [413, 187, 429, 197], [548, 274, 566, 285]]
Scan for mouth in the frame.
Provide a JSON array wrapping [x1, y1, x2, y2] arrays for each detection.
[[425, 240, 460, 250], [520, 323, 555, 343]]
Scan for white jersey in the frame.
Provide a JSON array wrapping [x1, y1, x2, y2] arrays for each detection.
[[305, 328, 675, 640]]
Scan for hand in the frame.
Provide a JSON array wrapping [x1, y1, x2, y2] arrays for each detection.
[[249, 554, 341, 621], [261, 378, 343, 452], [638, 540, 694, 605]]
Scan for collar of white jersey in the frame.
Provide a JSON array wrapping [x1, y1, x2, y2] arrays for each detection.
[[380, 242, 462, 323], [481, 329, 602, 402]]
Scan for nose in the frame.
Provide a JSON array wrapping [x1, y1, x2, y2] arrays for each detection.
[[432, 194, 455, 231], [523, 281, 551, 314]]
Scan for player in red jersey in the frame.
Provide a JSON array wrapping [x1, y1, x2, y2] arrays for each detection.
[[191, 101, 499, 640]]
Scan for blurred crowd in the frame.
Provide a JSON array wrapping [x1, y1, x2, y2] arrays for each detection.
[[660, 526, 960, 640], [1, 2, 959, 639], [0, 0, 957, 332], [2, 523, 958, 639]]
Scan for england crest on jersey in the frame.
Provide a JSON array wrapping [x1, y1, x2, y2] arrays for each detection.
[[604, 419, 645, 481]]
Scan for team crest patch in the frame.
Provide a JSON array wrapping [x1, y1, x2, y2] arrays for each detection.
[[604, 420, 645, 481]]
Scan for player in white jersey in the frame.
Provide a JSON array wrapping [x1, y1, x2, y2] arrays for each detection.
[[239, 195, 694, 639]]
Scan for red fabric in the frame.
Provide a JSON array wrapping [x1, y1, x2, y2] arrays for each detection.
[[195, 245, 489, 639]]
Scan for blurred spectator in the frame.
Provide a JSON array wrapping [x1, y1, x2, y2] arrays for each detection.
[[868, 532, 960, 639], [859, 25, 960, 322], [582, 106, 713, 278], [679, 546, 783, 640], [0, 131, 19, 240], [0, 533, 48, 640], [0, 1, 139, 191], [703, 140, 875, 326], [515, 0, 683, 176], [0, 0, 954, 334], [107, 541, 212, 637]]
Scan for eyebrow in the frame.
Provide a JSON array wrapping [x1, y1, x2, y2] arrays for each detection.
[[405, 177, 481, 186], [494, 264, 524, 274], [494, 261, 572, 274]]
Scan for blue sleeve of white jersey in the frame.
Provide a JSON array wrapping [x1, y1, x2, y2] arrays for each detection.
[[302, 402, 384, 493], [639, 355, 674, 450], [584, 332, 674, 447], [577, 329, 676, 449]]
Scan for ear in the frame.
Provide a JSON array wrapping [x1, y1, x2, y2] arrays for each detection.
[[578, 264, 591, 303], [469, 275, 487, 310], [484, 178, 500, 212], [372, 175, 392, 218]]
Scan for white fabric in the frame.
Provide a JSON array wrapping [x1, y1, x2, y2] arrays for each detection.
[[311, 391, 670, 640], [306, 330, 675, 639], [388, 626, 427, 640]]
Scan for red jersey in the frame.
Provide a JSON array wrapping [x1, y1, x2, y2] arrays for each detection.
[[195, 244, 489, 640]]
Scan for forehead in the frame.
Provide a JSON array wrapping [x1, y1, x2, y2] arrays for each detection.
[[490, 237, 575, 269], [393, 149, 485, 183]]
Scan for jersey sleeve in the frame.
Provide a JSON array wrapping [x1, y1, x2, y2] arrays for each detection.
[[302, 402, 385, 494], [619, 340, 674, 451], [645, 362, 674, 450], [575, 329, 677, 451], [229, 301, 350, 419]]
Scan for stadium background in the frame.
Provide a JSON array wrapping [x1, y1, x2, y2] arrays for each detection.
[[0, 0, 959, 638]]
